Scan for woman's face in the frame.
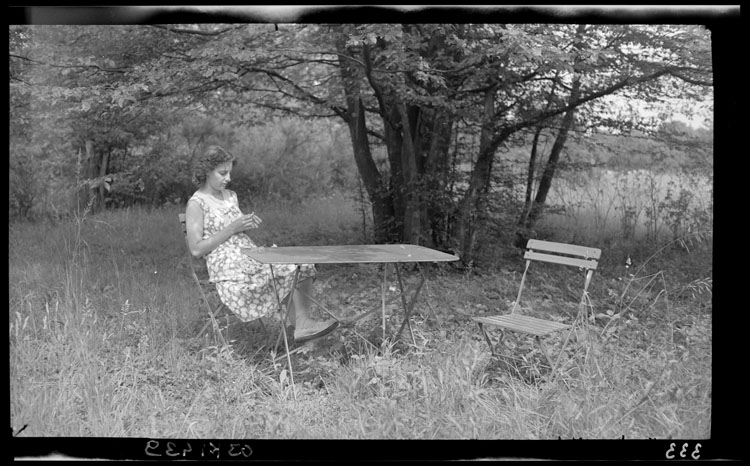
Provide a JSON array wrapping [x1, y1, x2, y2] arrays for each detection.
[[205, 161, 233, 191]]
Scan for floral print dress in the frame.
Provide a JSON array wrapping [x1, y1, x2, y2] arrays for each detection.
[[188, 189, 316, 322]]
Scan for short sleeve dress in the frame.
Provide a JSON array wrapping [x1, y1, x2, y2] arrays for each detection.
[[188, 189, 316, 322]]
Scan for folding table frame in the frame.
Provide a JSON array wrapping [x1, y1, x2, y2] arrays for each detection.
[[244, 244, 459, 396]]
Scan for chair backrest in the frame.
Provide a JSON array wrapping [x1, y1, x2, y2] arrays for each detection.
[[509, 239, 601, 315], [178, 214, 231, 345], [178, 213, 211, 285], [524, 239, 600, 271], [178, 212, 188, 236]]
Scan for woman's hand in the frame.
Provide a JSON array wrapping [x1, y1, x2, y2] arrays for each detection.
[[229, 212, 262, 234]]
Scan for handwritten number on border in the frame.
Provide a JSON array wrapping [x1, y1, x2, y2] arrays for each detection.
[[144, 440, 251, 459], [666, 442, 701, 460]]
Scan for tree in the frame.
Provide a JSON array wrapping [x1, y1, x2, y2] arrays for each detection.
[[10, 23, 712, 265], [10, 25, 180, 212], [511, 24, 712, 246], [280, 24, 712, 261], [9, 24, 267, 212]]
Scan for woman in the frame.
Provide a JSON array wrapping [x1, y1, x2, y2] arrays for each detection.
[[184, 145, 338, 343]]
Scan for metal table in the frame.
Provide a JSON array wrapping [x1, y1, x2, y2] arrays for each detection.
[[243, 244, 459, 393]]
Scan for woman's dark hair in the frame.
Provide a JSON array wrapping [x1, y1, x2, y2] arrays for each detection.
[[191, 145, 236, 187]]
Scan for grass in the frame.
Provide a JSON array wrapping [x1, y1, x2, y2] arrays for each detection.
[[9, 193, 712, 445]]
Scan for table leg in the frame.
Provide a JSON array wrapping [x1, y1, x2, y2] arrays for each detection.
[[382, 263, 388, 340], [269, 264, 299, 400], [416, 264, 442, 329], [271, 265, 300, 347], [394, 265, 418, 345]]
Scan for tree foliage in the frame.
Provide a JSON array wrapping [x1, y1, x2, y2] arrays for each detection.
[[9, 22, 712, 263], [254, 23, 712, 259]]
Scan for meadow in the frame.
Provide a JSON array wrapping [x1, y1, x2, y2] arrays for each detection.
[[9, 189, 712, 447]]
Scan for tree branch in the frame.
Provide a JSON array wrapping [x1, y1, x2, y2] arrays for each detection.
[[149, 24, 241, 37], [9, 53, 128, 74], [243, 66, 348, 121], [668, 69, 713, 86], [492, 67, 679, 148]]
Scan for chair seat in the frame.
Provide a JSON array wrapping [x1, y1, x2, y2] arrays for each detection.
[[473, 313, 570, 336]]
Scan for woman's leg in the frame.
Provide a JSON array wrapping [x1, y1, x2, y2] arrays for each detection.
[[288, 278, 337, 340], [288, 278, 316, 327]]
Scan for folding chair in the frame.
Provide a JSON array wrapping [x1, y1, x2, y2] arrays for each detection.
[[473, 239, 601, 377], [179, 213, 247, 347]]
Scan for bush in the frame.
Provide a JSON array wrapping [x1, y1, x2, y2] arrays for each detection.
[[230, 118, 356, 204]]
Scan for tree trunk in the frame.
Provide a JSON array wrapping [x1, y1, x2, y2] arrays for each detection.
[[523, 77, 581, 232], [516, 25, 586, 247], [97, 149, 110, 212], [521, 125, 543, 224], [350, 97, 396, 243], [424, 110, 454, 249], [397, 102, 422, 245], [382, 101, 406, 241], [335, 30, 396, 242], [517, 70, 560, 233], [514, 124, 544, 247], [456, 85, 500, 263], [77, 140, 98, 213]]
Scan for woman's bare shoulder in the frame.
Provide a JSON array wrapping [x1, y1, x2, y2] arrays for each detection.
[[186, 196, 205, 215]]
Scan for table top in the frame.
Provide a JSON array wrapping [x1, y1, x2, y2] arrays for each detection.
[[243, 244, 459, 265]]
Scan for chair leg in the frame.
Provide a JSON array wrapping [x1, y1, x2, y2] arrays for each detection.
[[196, 309, 228, 345], [535, 336, 555, 370], [197, 319, 212, 339], [478, 324, 519, 359], [478, 325, 528, 377], [477, 322, 496, 356], [197, 311, 221, 334]]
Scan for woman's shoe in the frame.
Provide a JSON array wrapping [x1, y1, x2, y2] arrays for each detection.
[[294, 319, 339, 343]]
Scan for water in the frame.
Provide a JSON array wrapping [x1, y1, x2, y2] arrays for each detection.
[[543, 168, 713, 240]]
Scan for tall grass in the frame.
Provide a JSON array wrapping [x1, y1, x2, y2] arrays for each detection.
[[541, 168, 713, 246], [10, 192, 711, 442]]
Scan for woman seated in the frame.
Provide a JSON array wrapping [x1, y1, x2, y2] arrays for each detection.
[[184, 145, 338, 343]]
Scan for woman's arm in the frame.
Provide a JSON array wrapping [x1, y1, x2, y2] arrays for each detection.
[[185, 200, 260, 258]]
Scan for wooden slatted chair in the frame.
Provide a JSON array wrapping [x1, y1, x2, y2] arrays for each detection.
[[178, 213, 234, 346], [473, 239, 601, 376]]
